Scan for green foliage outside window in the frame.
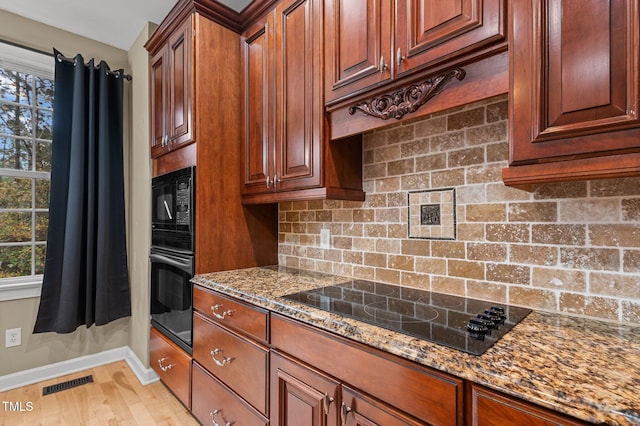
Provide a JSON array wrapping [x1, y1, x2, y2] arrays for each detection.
[[0, 61, 53, 279]]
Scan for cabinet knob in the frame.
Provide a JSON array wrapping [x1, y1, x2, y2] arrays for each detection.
[[396, 48, 405, 67], [273, 174, 281, 192], [266, 176, 272, 188], [210, 409, 235, 426], [379, 56, 388, 74], [210, 348, 234, 367]]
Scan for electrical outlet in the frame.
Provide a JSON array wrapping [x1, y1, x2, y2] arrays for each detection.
[[320, 229, 330, 249], [5, 328, 21, 348]]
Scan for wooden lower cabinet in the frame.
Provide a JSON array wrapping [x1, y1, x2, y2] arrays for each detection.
[[270, 314, 462, 426], [341, 385, 425, 426], [271, 351, 340, 426], [270, 350, 433, 426], [186, 295, 591, 426], [149, 327, 191, 409], [192, 312, 269, 415], [470, 385, 589, 426], [193, 285, 269, 344], [192, 362, 268, 426]]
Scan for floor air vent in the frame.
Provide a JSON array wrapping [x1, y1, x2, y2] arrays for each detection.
[[42, 375, 94, 396]]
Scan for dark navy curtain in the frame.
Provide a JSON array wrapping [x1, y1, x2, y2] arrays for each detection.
[[34, 49, 131, 333]]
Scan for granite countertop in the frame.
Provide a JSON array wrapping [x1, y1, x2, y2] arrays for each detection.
[[192, 266, 640, 426]]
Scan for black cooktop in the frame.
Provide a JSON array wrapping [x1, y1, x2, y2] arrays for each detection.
[[282, 280, 531, 355]]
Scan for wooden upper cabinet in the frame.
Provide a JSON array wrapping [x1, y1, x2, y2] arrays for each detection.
[[242, 0, 364, 204], [150, 48, 170, 158], [503, 0, 640, 186], [242, 15, 274, 195], [395, 0, 505, 76], [242, 0, 321, 198], [149, 15, 195, 159], [274, 0, 322, 192], [324, 0, 393, 101], [167, 19, 194, 148], [325, 0, 506, 104]]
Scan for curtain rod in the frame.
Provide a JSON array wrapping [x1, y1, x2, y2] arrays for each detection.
[[56, 53, 132, 81]]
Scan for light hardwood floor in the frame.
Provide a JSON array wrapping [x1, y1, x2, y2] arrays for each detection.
[[0, 361, 199, 425]]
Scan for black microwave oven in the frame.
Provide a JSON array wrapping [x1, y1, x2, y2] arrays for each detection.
[[151, 166, 195, 252]]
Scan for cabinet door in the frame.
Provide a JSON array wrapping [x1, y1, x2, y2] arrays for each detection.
[[341, 385, 424, 426], [324, 0, 393, 103], [271, 351, 340, 426], [150, 48, 170, 158], [395, 0, 505, 76], [274, 0, 322, 192], [471, 385, 588, 426], [167, 16, 194, 149], [509, 0, 640, 165], [242, 14, 275, 195]]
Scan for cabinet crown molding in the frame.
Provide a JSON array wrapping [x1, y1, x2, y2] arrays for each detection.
[[145, 0, 279, 52]]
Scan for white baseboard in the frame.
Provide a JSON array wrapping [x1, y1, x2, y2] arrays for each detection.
[[0, 346, 158, 392], [124, 347, 159, 385]]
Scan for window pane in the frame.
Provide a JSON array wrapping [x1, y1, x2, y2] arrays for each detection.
[[0, 136, 32, 170], [36, 212, 48, 241], [0, 177, 32, 208], [35, 178, 50, 208], [35, 244, 46, 275], [0, 104, 33, 136], [36, 77, 54, 108], [0, 70, 33, 104], [0, 48, 53, 282], [0, 245, 32, 278], [35, 140, 51, 172], [0, 211, 32, 242], [36, 108, 52, 140]]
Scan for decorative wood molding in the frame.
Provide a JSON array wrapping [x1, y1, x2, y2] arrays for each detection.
[[348, 68, 466, 120], [145, 0, 281, 51]]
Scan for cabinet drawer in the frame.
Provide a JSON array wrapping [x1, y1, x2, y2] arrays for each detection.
[[471, 385, 588, 426], [271, 314, 462, 426], [193, 285, 268, 343], [192, 362, 268, 426], [149, 327, 191, 409], [193, 312, 269, 415], [342, 384, 424, 426]]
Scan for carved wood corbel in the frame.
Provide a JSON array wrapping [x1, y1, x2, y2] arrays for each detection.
[[348, 68, 466, 120]]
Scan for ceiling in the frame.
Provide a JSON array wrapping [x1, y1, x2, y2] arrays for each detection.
[[0, 0, 253, 50]]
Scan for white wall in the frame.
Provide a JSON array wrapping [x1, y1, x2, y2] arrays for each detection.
[[126, 22, 156, 368]]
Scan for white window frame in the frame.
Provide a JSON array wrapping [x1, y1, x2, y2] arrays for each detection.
[[0, 41, 54, 300]]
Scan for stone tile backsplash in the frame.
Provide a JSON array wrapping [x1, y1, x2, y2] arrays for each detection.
[[278, 94, 640, 325]]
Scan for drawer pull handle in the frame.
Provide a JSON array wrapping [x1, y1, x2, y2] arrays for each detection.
[[157, 357, 175, 372], [210, 409, 235, 426], [211, 304, 234, 320], [341, 402, 352, 426], [323, 393, 334, 416], [210, 348, 234, 367]]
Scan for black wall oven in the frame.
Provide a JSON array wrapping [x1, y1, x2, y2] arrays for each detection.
[[150, 166, 195, 354], [151, 166, 194, 252]]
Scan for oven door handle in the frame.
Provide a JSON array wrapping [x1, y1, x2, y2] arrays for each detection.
[[150, 253, 193, 274]]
